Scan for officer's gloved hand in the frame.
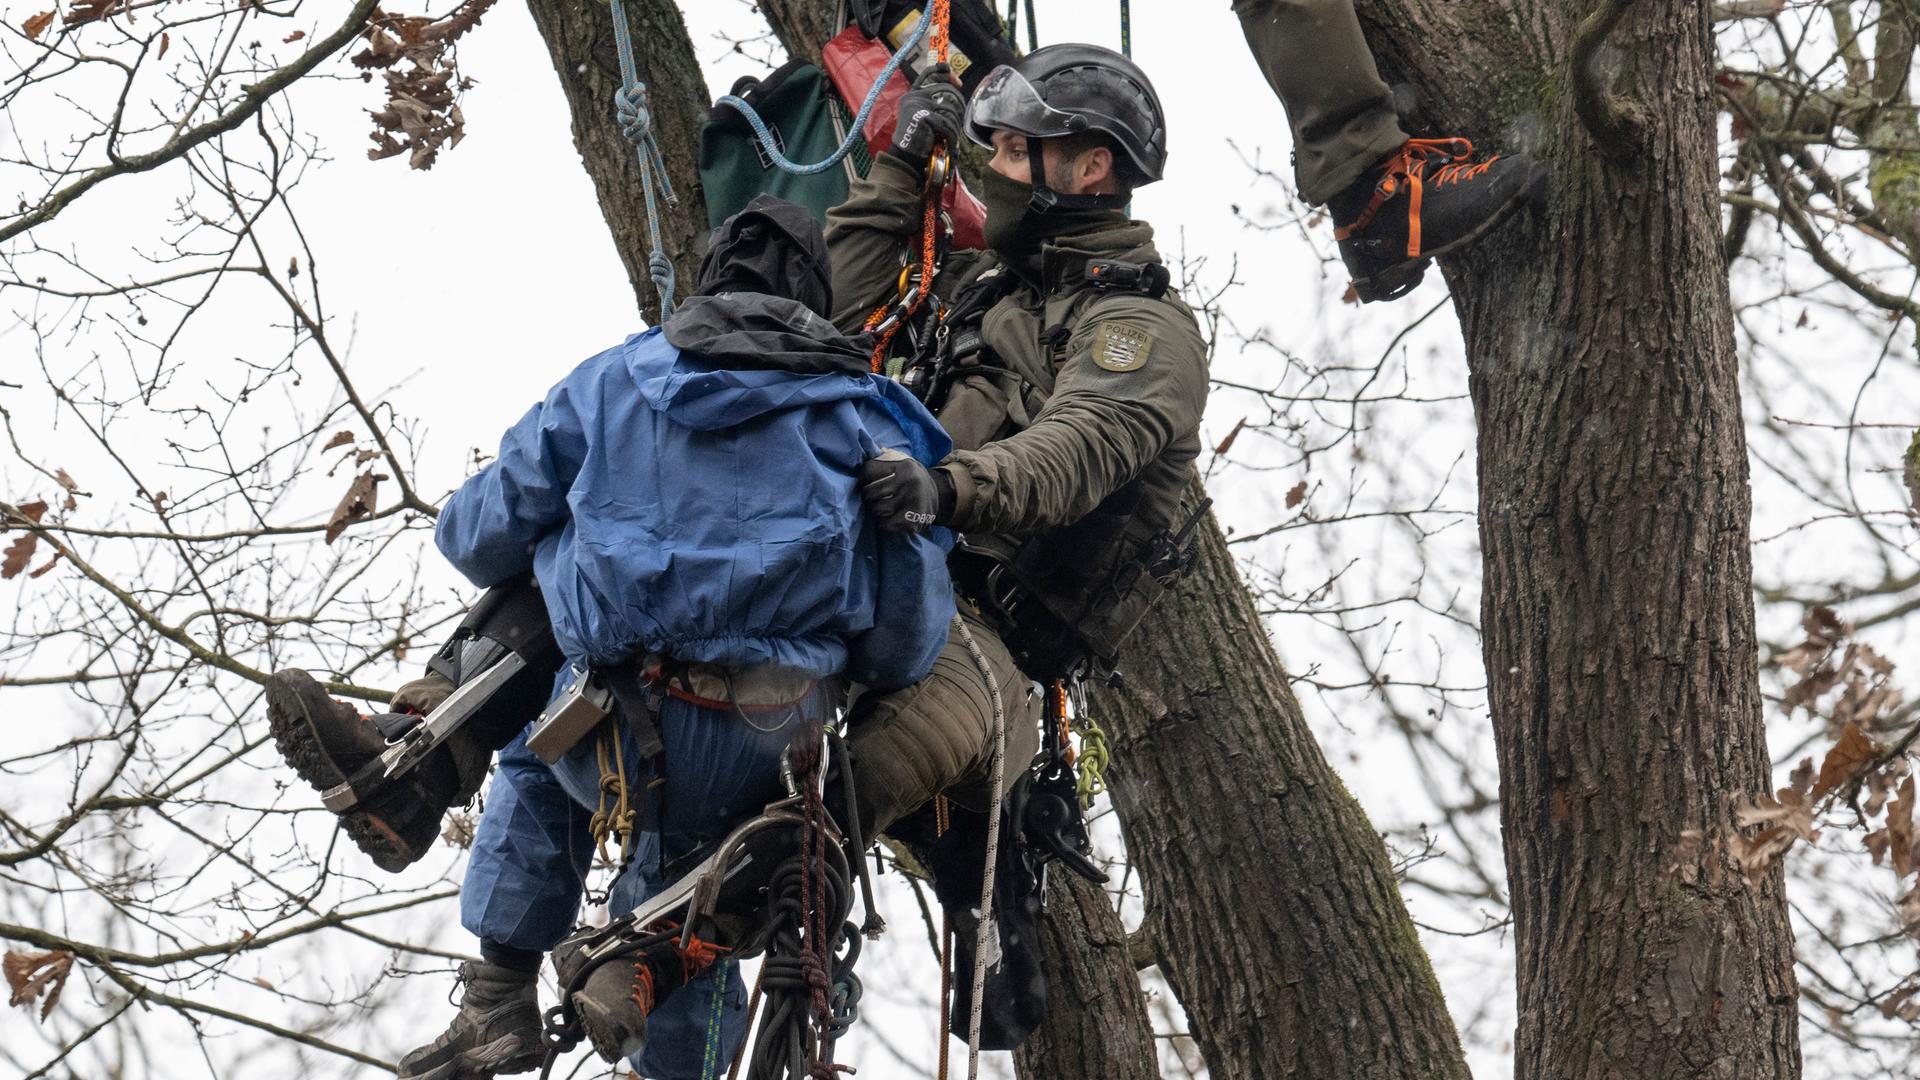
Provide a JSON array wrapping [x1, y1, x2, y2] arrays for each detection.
[[391, 670, 456, 716], [859, 449, 954, 533], [890, 63, 964, 175]]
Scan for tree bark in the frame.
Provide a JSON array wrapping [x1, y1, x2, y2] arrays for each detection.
[[524, 0, 712, 322], [1355, 0, 1802, 1076], [1009, 873, 1161, 1080], [1097, 495, 1473, 1079]]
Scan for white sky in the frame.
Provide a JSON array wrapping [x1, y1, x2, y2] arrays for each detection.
[[6, 1, 1918, 1078]]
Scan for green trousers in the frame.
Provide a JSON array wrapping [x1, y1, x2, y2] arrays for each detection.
[[1234, 0, 1409, 204], [846, 603, 1041, 838]]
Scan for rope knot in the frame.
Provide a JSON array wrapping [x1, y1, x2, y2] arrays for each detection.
[[614, 82, 654, 145]]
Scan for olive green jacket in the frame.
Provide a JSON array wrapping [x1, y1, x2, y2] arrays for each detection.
[[826, 155, 1209, 670]]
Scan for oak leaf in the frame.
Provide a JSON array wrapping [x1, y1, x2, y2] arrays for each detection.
[[283, 30, 305, 43], [1286, 480, 1307, 509], [324, 472, 384, 544], [4, 949, 74, 1021], [322, 430, 354, 451], [1812, 724, 1881, 801], [158, 30, 168, 58], [65, 0, 120, 26], [2, 535, 37, 580], [23, 10, 54, 39]]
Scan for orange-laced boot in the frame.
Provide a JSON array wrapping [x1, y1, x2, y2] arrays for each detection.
[[1328, 137, 1545, 302]]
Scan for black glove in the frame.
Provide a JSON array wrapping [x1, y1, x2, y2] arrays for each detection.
[[889, 64, 965, 174], [858, 450, 953, 532]]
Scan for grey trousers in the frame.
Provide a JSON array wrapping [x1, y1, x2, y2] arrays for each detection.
[[1234, 0, 1409, 204], [846, 603, 1041, 838]]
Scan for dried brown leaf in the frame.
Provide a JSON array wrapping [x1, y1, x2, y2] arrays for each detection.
[[1285, 480, 1308, 509], [324, 472, 383, 545], [12, 500, 48, 526], [65, 0, 120, 26], [1813, 724, 1881, 801], [157, 30, 168, 58], [1881, 981, 1920, 1021], [1892, 776, 1917, 879], [28, 552, 62, 579], [283, 29, 306, 43], [1340, 282, 1360, 305], [23, 10, 54, 39], [322, 430, 354, 451], [2, 535, 37, 580], [253, 976, 276, 990], [53, 469, 77, 493], [4, 949, 73, 1021], [1212, 416, 1247, 456]]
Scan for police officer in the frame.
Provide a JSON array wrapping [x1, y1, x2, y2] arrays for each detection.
[[829, 43, 1207, 849]]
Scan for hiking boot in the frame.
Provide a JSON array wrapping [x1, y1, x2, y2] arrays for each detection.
[[397, 960, 544, 1079], [551, 930, 727, 1065], [265, 668, 457, 873], [1329, 137, 1546, 302]]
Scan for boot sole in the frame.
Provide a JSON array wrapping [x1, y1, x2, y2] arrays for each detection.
[[265, 673, 421, 874], [571, 989, 646, 1064], [399, 1033, 544, 1079]]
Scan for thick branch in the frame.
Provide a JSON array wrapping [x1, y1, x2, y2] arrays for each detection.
[[1570, 0, 1647, 156]]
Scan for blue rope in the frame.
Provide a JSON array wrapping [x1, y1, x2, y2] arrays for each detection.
[[608, 0, 679, 314], [714, 5, 934, 176]]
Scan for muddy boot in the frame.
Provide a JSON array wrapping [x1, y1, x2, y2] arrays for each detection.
[[1330, 137, 1546, 302], [396, 960, 544, 1079], [265, 669, 460, 873], [551, 931, 725, 1065]]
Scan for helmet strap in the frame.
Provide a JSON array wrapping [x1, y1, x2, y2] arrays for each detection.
[[1026, 136, 1128, 214]]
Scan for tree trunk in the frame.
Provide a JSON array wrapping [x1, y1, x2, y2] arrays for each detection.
[[1097, 496, 1473, 1079], [531, 3, 1474, 1077], [1355, 0, 1802, 1076], [524, 0, 713, 322], [1010, 873, 1161, 1080]]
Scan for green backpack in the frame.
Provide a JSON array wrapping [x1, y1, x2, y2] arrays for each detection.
[[699, 59, 871, 229]]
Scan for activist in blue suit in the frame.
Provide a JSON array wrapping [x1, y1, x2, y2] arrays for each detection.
[[265, 196, 953, 1080]]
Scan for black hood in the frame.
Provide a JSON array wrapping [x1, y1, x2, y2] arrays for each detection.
[[662, 194, 870, 375], [662, 292, 871, 376], [688, 193, 834, 318]]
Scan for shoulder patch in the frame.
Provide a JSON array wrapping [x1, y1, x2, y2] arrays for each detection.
[[1091, 322, 1155, 372]]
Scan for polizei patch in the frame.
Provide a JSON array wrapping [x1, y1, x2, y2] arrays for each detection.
[[1091, 322, 1155, 372]]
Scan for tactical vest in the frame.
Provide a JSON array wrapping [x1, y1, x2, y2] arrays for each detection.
[[912, 255, 1205, 682]]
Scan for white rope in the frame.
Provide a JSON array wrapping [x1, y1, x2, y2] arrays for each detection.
[[950, 614, 1007, 1080]]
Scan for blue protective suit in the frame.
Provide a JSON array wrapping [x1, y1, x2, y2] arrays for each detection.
[[434, 259, 956, 1077], [435, 303, 954, 691]]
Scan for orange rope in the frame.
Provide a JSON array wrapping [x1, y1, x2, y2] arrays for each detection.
[[864, 0, 955, 374]]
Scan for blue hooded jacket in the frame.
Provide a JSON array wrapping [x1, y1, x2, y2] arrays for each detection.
[[434, 294, 955, 693]]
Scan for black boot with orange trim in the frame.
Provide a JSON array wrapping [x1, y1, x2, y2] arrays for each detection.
[[1329, 137, 1546, 302]]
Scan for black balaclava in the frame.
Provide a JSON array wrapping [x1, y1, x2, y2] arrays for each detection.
[[691, 194, 834, 318], [978, 144, 1127, 260]]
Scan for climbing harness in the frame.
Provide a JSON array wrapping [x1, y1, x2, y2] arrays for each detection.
[[539, 720, 875, 1080], [607, 0, 682, 314]]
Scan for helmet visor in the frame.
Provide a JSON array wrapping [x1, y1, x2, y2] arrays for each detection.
[[964, 65, 1089, 148]]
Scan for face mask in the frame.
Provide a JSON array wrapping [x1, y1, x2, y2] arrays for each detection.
[[978, 160, 1128, 260], [979, 167, 1042, 258]]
